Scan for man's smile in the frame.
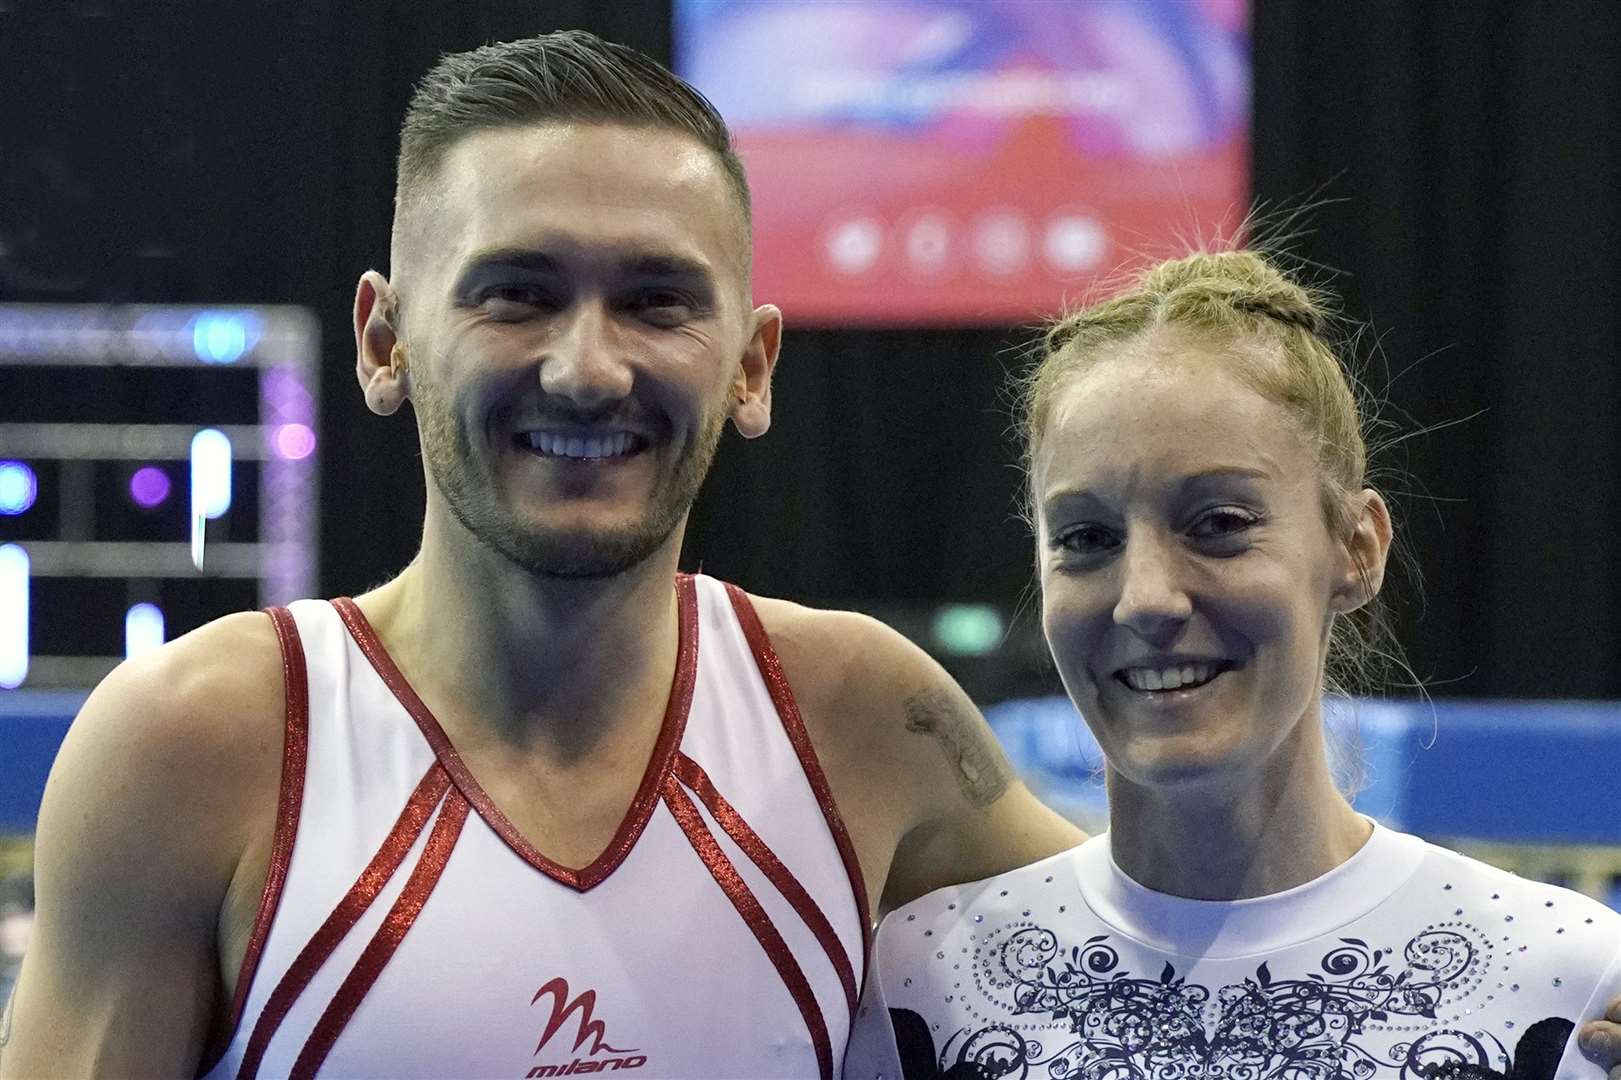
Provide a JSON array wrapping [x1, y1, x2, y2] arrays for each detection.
[[515, 429, 650, 461]]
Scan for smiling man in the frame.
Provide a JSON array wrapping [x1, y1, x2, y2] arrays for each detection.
[[3, 30, 1620, 1080], [0, 32, 1077, 1080]]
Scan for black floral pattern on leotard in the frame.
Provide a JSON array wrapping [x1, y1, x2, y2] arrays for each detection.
[[890, 923, 1576, 1080]]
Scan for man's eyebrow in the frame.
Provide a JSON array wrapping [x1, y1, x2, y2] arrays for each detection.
[[620, 253, 715, 284], [451, 248, 716, 288], [453, 248, 565, 284]]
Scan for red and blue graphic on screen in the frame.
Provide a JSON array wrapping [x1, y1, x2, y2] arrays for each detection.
[[677, 0, 1249, 325]]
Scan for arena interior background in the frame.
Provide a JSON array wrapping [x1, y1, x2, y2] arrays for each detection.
[[0, 0, 1618, 985], [3, 1, 1617, 697]]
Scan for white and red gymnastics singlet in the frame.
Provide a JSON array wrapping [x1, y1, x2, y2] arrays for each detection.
[[199, 574, 870, 1080]]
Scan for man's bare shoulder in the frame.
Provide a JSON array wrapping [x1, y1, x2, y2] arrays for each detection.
[[742, 591, 1085, 910], [43, 610, 286, 869], [31, 608, 288, 944], [6, 611, 286, 1078], [743, 593, 890, 675], [742, 595, 926, 725], [741, 593, 1011, 810], [76, 609, 285, 762]]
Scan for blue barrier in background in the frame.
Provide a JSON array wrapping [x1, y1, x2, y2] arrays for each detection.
[[0, 692, 82, 833], [985, 696, 1621, 846], [2, 691, 1619, 844]]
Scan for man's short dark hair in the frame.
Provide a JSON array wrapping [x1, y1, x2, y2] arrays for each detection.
[[396, 30, 750, 231]]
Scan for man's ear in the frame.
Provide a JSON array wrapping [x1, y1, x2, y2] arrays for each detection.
[[731, 303, 781, 439], [1331, 488, 1393, 614], [354, 270, 410, 416]]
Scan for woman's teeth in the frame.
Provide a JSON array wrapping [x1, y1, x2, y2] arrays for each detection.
[[1119, 662, 1223, 692]]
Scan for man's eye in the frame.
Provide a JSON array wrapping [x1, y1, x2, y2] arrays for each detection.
[[478, 285, 557, 314], [630, 290, 695, 325]]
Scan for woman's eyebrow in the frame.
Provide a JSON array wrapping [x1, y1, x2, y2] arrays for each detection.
[[1180, 466, 1272, 491]]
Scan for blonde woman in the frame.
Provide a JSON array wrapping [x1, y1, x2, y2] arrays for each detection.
[[847, 251, 1621, 1080]]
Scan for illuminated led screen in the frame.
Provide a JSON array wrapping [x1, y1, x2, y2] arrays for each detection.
[[0, 306, 319, 689], [677, 0, 1250, 325]]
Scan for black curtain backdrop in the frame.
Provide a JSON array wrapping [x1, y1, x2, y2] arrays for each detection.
[[0, 1, 1616, 697]]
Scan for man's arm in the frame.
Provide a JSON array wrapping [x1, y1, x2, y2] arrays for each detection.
[[875, 667, 1085, 911], [758, 599, 1084, 916], [0, 613, 282, 1079]]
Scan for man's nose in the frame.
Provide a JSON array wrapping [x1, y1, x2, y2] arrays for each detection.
[[1112, 530, 1193, 644], [538, 300, 633, 411]]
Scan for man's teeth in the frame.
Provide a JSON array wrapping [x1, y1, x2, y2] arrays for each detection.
[[1121, 663, 1222, 692], [524, 431, 637, 459]]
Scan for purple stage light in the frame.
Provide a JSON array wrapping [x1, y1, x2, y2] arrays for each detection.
[[272, 423, 317, 461], [262, 367, 315, 423], [129, 466, 172, 508]]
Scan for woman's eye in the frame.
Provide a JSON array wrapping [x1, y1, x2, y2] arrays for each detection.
[[1190, 508, 1260, 540], [1054, 524, 1118, 555]]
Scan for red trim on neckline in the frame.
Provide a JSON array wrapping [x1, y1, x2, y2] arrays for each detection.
[[197, 606, 310, 1079], [722, 583, 874, 966], [234, 765, 451, 1080], [662, 774, 833, 1080], [329, 575, 699, 893], [673, 752, 858, 1021], [290, 788, 470, 1080]]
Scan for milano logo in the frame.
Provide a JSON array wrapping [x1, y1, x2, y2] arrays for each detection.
[[523, 977, 648, 1077]]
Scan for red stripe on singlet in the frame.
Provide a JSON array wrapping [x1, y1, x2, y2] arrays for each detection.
[[722, 583, 874, 967], [289, 786, 470, 1080], [663, 774, 833, 1080], [331, 579, 699, 892], [197, 607, 311, 1078], [235, 765, 452, 1080], [672, 752, 858, 1020]]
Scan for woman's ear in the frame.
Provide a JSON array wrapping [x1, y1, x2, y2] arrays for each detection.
[[1331, 488, 1393, 613]]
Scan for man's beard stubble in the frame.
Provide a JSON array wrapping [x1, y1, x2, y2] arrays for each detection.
[[412, 376, 729, 579]]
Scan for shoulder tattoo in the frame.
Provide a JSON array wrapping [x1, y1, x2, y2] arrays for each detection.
[[903, 688, 1013, 810]]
